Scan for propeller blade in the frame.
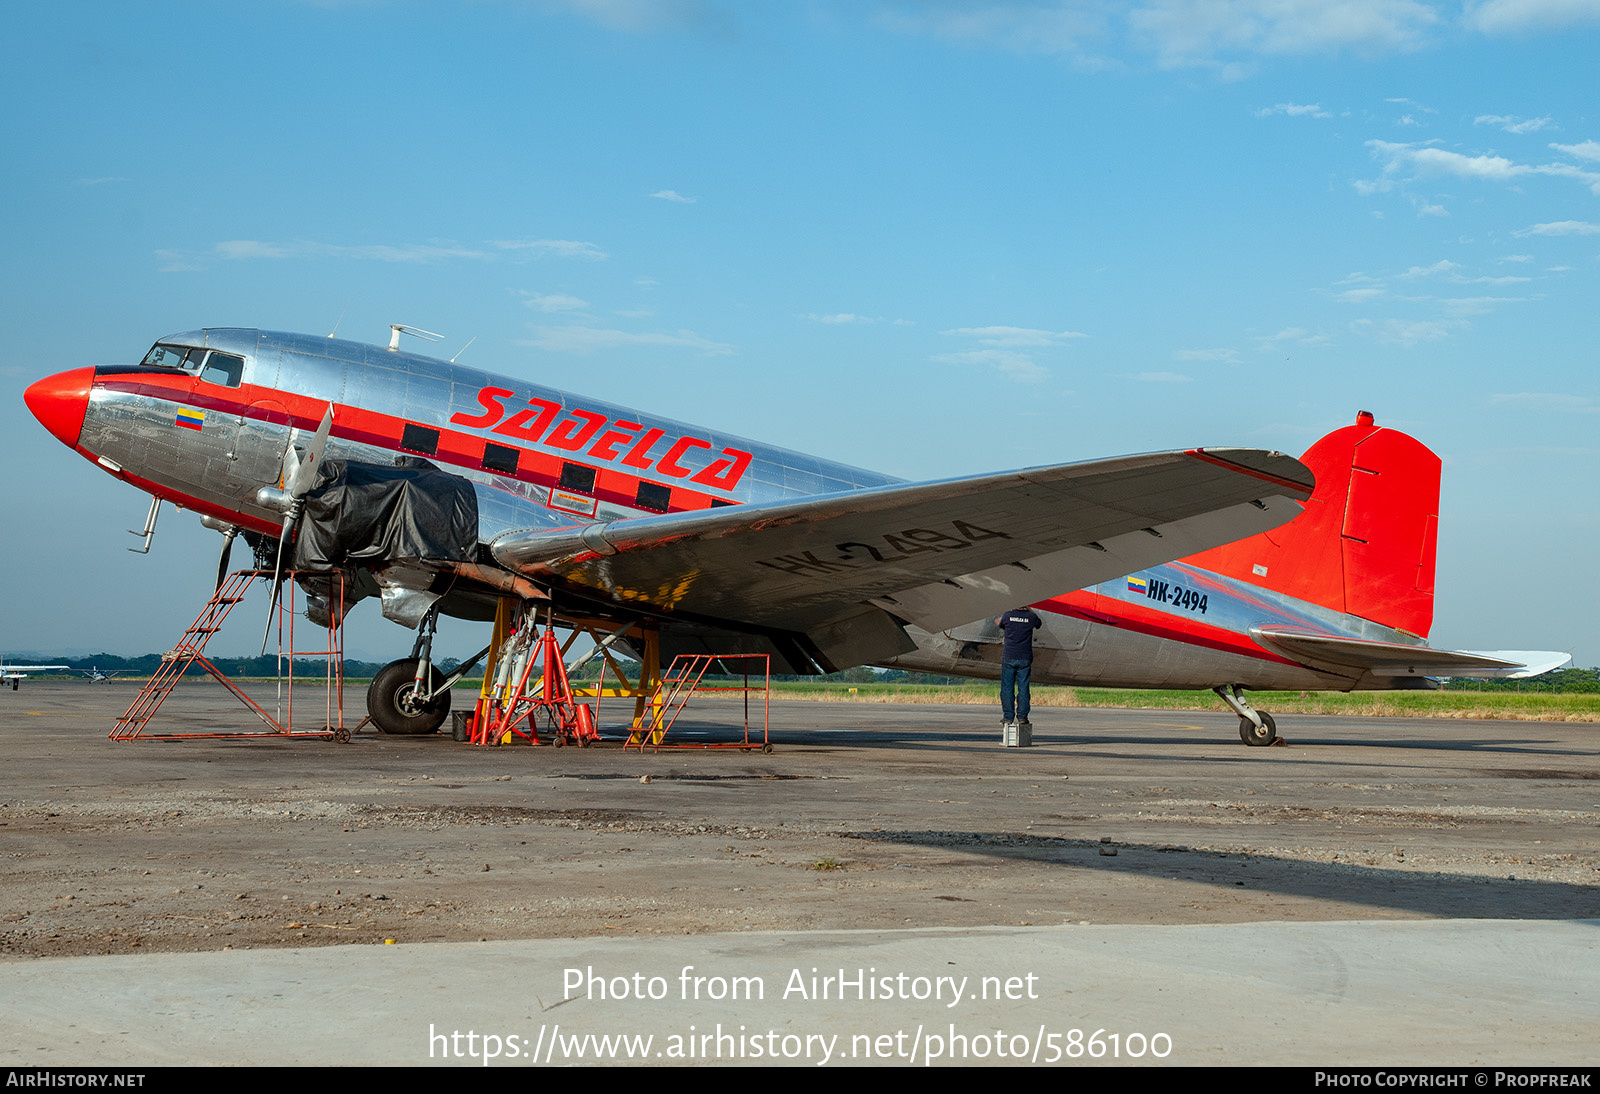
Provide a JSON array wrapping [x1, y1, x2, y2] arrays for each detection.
[[258, 510, 298, 655], [215, 529, 236, 591], [283, 405, 334, 499]]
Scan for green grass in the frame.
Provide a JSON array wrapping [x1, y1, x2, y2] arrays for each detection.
[[147, 675, 1600, 720], [752, 681, 1600, 721]]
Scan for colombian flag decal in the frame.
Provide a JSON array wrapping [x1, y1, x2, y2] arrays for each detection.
[[175, 408, 206, 431], [1126, 576, 1148, 594]]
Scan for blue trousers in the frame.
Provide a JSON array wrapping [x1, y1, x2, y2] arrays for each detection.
[[1000, 658, 1032, 723]]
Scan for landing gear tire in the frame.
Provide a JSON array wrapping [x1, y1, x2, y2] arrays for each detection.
[[367, 658, 451, 736], [1239, 710, 1277, 747]]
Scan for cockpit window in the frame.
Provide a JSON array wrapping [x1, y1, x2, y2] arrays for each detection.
[[142, 344, 195, 369], [142, 344, 245, 387], [199, 352, 244, 387]]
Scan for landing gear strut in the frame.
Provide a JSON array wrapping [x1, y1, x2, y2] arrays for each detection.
[[367, 657, 451, 736], [1214, 684, 1278, 746], [365, 609, 494, 736]]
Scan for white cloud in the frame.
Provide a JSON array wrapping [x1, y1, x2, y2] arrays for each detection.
[[875, 3, 1108, 57], [520, 292, 589, 313], [1398, 259, 1459, 278], [941, 325, 1087, 346], [1466, 0, 1600, 34], [536, 0, 737, 36], [1385, 96, 1437, 112], [805, 313, 879, 325], [931, 349, 1050, 384], [1257, 327, 1332, 345], [1550, 139, 1600, 162], [1136, 371, 1195, 382], [521, 325, 734, 355], [1451, 273, 1532, 285], [1338, 287, 1386, 302], [215, 240, 294, 260], [1362, 139, 1600, 195], [1514, 220, 1600, 236], [491, 238, 609, 260], [1440, 295, 1528, 316], [154, 249, 203, 273], [1173, 347, 1240, 363], [1474, 114, 1555, 134], [1254, 101, 1331, 118], [1131, 0, 1441, 66], [74, 176, 131, 186], [650, 189, 697, 203], [208, 238, 575, 264], [1350, 317, 1460, 344], [1489, 392, 1600, 414], [1501, 254, 1534, 262], [199, 237, 610, 265]]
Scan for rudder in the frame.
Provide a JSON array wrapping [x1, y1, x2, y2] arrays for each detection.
[[1183, 411, 1441, 637]]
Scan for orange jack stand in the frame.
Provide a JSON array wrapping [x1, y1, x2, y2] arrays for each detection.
[[476, 606, 598, 747]]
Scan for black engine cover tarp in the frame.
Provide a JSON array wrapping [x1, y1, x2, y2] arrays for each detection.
[[292, 458, 479, 571]]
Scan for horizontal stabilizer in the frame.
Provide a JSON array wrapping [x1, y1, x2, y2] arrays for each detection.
[[1251, 626, 1571, 679]]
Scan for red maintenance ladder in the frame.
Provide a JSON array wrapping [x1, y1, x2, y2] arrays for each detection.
[[625, 653, 770, 752], [111, 570, 345, 741]]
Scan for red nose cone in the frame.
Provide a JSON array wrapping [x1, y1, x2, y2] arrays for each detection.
[[24, 367, 94, 448]]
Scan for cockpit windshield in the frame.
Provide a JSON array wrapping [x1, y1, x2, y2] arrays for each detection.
[[141, 343, 244, 387], [142, 344, 201, 370]]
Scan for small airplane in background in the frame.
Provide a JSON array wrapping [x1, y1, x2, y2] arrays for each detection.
[[1, 662, 69, 690], [23, 327, 1567, 743], [76, 667, 128, 683]]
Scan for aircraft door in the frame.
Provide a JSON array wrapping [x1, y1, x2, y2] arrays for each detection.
[[223, 398, 295, 502]]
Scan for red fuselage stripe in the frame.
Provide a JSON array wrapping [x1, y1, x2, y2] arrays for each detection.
[[1037, 590, 1299, 667], [93, 374, 731, 515]]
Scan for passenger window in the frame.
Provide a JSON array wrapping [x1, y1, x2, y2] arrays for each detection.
[[635, 481, 671, 512], [199, 352, 244, 387], [559, 463, 596, 494], [401, 423, 441, 455], [482, 442, 519, 474]]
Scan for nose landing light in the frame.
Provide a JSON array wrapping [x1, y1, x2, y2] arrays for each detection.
[[24, 367, 94, 448]]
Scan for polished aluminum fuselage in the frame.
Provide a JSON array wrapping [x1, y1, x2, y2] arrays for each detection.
[[74, 328, 1405, 691]]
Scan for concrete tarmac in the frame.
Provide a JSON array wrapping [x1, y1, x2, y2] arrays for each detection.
[[1, 681, 1596, 1066]]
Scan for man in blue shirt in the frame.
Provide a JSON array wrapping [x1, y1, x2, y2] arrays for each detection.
[[995, 606, 1043, 729]]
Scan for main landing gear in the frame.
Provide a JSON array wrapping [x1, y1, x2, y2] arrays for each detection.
[[367, 657, 451, 736], [1213, 684, 1278, 746], [365, 608, 493, 736]]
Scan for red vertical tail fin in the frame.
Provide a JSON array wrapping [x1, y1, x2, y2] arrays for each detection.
[[1183, 412, 1441, 637]]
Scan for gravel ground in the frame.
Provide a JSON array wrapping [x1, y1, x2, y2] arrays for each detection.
[[3, 681, 1597, 959]]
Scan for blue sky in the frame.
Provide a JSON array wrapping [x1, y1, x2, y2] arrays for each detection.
[[2, 0, 1596, 665]]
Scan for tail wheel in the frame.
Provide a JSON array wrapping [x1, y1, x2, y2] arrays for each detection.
[[1239, 710, 1277, 746], [366, 658, 451, 736]]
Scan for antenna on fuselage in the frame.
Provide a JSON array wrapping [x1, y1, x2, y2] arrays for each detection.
[[388, 324, 443, 351], [328, 305, 349, 338], [450, 336, 476, 363]]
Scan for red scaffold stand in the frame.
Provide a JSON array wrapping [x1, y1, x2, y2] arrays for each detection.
[[473, 604, 600, 747], [111, 570, 346, 741]]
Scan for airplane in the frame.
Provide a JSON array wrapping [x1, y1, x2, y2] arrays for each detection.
[[22, 327, 1567, 744], [1, 661, 70, 690], [76, 666, 128, 683]]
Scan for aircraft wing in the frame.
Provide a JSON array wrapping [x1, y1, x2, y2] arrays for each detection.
[[491, 447, 1313, 669], [1251, 627, 1571, 680]]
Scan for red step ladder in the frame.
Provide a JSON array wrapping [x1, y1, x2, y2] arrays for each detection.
[[112, 570, 345, 740]]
